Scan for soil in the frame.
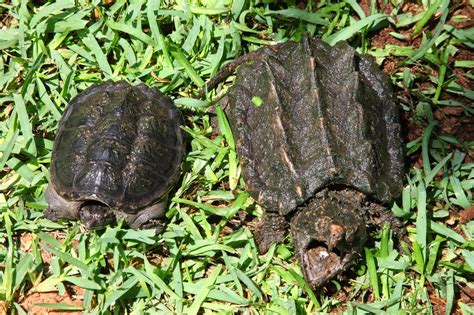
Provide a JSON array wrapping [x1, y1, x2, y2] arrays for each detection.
[[459, 205, 474, 224], [14, 231, 84, 314], [19, 287, 84, 315], [371, 0, 474, 168], [448, 2, 474, 29]]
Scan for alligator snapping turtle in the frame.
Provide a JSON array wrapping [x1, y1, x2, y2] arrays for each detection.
[[45, 81, 185, 230], [224, 38, 404, 288]]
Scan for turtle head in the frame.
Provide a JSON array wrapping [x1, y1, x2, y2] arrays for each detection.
[[79, 201, 117, 229], [290, 190, 368, 288]]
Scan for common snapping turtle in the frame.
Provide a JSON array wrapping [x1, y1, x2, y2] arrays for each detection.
[[224, 38, 404, 288], [45, 81, 185, 230]]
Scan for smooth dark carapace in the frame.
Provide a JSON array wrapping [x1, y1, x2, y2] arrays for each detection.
[[45, 81, 185, 231]]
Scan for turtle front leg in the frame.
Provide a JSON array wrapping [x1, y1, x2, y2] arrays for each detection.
[[252, 212, 289, 254], [44, 184, 82, 222], [123, 201, 167, 233], [363, 201, 407, 246]]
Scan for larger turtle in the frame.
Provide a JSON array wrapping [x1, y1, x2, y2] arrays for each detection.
[[224, 37, 404, 288], [45, 81, 185, 230]]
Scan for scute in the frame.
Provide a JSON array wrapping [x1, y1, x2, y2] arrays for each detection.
[[226, 38, 404, 216], [50, 81, 185, 212]]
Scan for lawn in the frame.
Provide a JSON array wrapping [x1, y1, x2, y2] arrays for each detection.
[[0, 0, 473, 314]]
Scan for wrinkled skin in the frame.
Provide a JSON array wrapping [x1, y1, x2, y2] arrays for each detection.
[[225, 37, 404, 288], [45, 81, 185, 230]]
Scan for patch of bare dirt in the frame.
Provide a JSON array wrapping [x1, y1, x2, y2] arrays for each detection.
[[359, 0, 371, 17], [450, 49, 474, 90], [19, 286, 84, 315], [458, 284, 474, 305], [459, 205, 474, 224], [358, 0, 395, 17], [448, 1, 474, 29], [12, 231, 85, 314], [0, 8, 15, 30], [371, 26, 422, 50], [434, 106, 474, 144]]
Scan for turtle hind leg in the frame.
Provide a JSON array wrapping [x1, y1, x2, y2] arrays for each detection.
[[251, 212, 289, 254]]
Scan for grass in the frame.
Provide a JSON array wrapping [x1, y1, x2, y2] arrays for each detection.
[[0, 0, 473, 313]]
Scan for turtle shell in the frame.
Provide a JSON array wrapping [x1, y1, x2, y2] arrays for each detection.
[[226, 38, 404, 215], [50, 81, 185, 213]]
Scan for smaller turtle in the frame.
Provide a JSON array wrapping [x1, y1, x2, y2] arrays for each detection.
[[45, 81, 185, 230], [221, 37, 404, 288]]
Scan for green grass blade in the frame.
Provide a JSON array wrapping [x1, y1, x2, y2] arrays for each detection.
[[13, 94, 37, 155], [63, 276, 102, 290], [107, 21, 154, 46], [82, 34, 113, 77], [39, 244, 94, 278], [170, 48, 205, 87], [265, 8, 328, 25], [449, 176, 471, 208], [29, 0, 75, 28], [365, 247, 380, 299], [462, 250, 474, 270], [234, 269, 263, 300], [430, 221, 465, 243], [172, 260, 183, 313], [0, 119, 19, 173], [426, 236, 443, 275], [215, 106, 235, 149], [379, 223, 390, 258], [421, 121, 438, 177], [416, 181, 428, 259], [187, 265, 222, 314], [285, 268, 320, 309], [445, 270, 455, 315], [174, 98, 209, 108], [34, 304, 83, 311], [412, 241, 426, 276], [410, 0, 449, 62], [325, 14, 385, 45], [412, 0, 443, 35], [143, 256, 182, 300], [424, 153, 452, 185]]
